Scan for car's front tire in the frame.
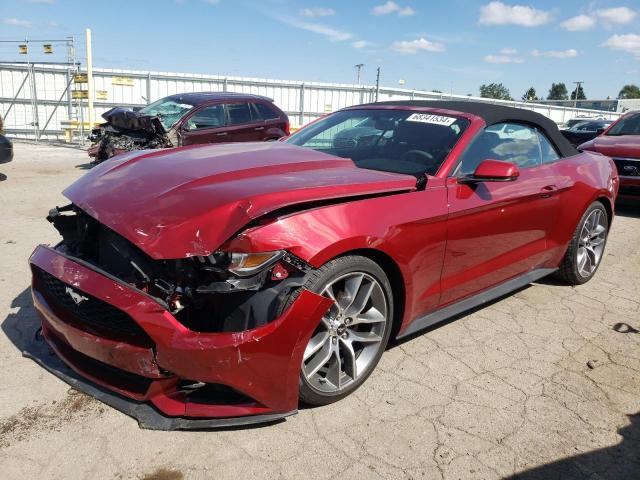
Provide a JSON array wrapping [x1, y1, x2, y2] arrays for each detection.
[[288, 255, 393, 406], [556, 201, 609, 285]]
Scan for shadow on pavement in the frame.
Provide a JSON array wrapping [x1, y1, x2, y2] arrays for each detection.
[[75, 162, 94, 170], [0, 173, 7, 181], [1, 287, 40, 353], [507, 413, 640, 479]]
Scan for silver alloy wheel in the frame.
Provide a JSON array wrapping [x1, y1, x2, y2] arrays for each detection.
[[302, 272, 388, 394], [577, 208, 607, 278]]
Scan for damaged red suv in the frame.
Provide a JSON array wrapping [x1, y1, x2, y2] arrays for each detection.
[[88, 92, 289, 163], [29, 101, 617, 429]]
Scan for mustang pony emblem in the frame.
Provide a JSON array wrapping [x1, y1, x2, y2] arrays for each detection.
[[65, 286, 88, 305]]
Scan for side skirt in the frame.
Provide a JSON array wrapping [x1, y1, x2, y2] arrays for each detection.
[[397, 268, 557, 339]]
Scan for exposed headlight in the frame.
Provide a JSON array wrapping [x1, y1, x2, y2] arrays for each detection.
[[227, 251, 285, 277]]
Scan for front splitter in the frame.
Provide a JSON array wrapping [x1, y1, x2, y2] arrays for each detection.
[[22, 330, 296, 431]]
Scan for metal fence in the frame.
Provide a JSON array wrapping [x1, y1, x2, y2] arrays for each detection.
[[0, 62, 623, 144]]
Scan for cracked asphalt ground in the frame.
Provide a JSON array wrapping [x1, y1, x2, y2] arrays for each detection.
[[1, 142, 639, 480]]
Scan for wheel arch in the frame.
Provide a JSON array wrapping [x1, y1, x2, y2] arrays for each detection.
[[595, 195, 613, 227], [325, 247, 407, 342]]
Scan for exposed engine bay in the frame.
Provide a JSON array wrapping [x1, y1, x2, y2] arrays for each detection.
[[47, 205, 310, 332], [88, 107, 173, 163]]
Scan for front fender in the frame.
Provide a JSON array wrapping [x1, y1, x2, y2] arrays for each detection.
[[225, 189, 450, 331]]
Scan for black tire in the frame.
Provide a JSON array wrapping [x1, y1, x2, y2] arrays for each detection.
[[284, 255, 394, 406], [556, 201, 609, 285]]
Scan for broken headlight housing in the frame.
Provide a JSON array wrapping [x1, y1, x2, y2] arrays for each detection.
[[226, 251, 285, 277]]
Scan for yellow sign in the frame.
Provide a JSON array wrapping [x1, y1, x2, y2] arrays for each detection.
[[112, 76, 134, 86], [72, 90, 89, 99], [96, 90, 108, 100], [43, 44, 53, 54], [73, 73, 88, 83], [18, 44, 28, 54], [324, 104, 332, 113]]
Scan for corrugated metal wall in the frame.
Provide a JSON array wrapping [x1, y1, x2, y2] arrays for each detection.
[[0, 63, 623, 142]]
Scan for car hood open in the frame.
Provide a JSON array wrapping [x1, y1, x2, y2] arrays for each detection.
[[64, 142, 416, 259]]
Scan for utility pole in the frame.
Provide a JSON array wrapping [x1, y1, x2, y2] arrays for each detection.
[[375, 66, 381, 102], [86, 28, 94, 128], [354, 63, 364, 85], [572, 81, 583, 108]]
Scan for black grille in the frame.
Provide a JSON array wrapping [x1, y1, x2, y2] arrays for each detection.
[[613, 157, 640, 177], [34, 266, 153, 345]]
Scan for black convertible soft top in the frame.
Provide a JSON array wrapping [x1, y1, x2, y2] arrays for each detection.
[[365, 100, 578, 157]]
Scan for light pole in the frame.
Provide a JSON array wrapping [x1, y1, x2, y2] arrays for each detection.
[[354, 64, 364, 85]]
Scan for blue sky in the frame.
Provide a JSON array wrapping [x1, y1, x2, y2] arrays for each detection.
[[1, 0, 639, 99]]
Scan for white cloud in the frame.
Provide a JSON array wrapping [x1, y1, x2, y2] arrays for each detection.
[[27, 0, 55, 3], [300, 7, 335, 18], [561, 7, 636, 32], [202, 0, 220, 4], [352, 40, 372, 49], [484, 54, 524, 63], [277, 17, 352, 41], [532, 49, 578, 58], [3, 18, 32, 28], [560, 14, 596, 31], [391, 38, 445, 54], [602, 34, 640, 56], [499, 48, 517, 55], [372, 2, 415, 17], [596, 7, 636, 26], [479, 1, 552, 27]]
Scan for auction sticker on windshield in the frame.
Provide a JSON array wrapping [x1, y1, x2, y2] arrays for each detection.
[[406, 113, 457, 126]]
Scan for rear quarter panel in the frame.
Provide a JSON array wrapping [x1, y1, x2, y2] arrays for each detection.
[[545, 152, 617, 265]]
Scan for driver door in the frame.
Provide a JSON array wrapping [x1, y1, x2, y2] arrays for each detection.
[[179, 104, 227, 145], [440, 123, 560, 306]]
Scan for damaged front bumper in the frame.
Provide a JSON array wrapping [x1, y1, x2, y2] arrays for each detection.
[[28, 245, 332, 429]]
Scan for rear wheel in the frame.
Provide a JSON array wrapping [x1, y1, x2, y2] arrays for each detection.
[[293, 256, 393, 406], [556, 201, 609, 285]]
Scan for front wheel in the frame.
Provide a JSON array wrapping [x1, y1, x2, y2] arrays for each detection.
[[556, 201, 609, 285], [293, 256, 393, 406]]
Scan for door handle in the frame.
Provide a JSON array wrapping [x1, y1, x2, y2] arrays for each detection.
[[254, 126, 265, 131], [216, 132, 228, 137], [540, 185, 558, 198]]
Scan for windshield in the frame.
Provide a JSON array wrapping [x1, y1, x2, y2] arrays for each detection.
[[286, 109, 469, 177], [606, 113, 640, 136], [139, 98, 195, 130]]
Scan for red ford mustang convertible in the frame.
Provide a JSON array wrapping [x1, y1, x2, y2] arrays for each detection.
[[28, 101, 618, 429]]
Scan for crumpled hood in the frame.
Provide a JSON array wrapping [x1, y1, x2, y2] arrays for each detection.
[[581, 135, 640, 159], [64, 142, 416, 259]]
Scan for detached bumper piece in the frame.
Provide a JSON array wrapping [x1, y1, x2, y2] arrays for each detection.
[[28, 245, 332, 430]]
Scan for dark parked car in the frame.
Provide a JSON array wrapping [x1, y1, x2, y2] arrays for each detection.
[[88, 92, 289, 162], [30, 101, 617, 429], [0, 114, 13, 168], [580, 111, 640, 198], [0, 134, 12, 166], [561, 120, 613, 147]]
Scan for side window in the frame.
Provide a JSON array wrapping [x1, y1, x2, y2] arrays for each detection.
[[225, 103, 253, 125], [537, 131, 560, 164], [253, 102, 280, 120], [184, 104, 225, 130], [456, 122, 541, 175]]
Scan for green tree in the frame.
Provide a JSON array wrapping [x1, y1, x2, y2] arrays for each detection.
[[570, 85, 587, 100], [522, 87, 538, 102], [479, 83, 513, 101], [618, 84, 640, 99], [547, 83, 569, 100]]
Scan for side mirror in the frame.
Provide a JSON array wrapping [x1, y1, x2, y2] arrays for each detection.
[[459, 159, 519, 184]]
